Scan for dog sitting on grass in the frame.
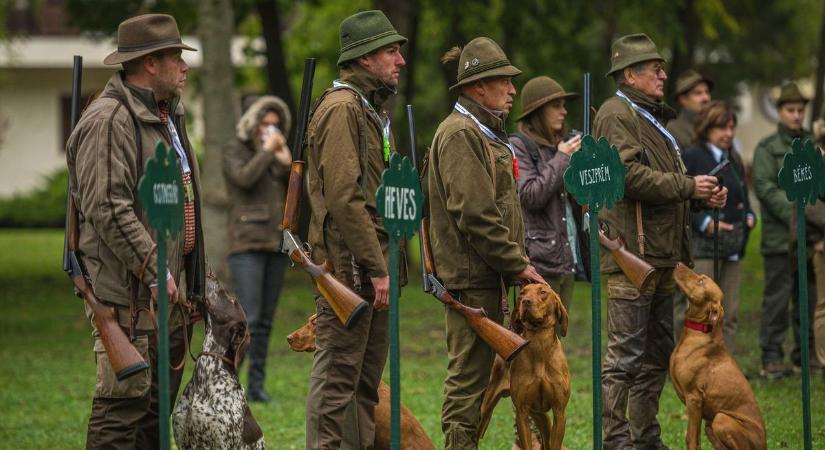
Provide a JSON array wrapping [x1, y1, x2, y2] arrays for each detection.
[[173, 273, 265, 450], [671, 263, 766, 449]]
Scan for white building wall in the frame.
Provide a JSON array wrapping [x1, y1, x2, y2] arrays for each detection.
[[0, 67, 115, 196]]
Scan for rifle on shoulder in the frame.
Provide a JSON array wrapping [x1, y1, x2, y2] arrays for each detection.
[[63, 55, 149, 381], [281, 58, 368, 329], [407, 105, 529, 362]]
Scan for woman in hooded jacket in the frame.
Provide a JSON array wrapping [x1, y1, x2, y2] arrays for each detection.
[[223, 95, 292, 402]]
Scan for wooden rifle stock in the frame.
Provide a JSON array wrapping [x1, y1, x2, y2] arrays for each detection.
[[598, 231, 654, 291], [285, 232, 368, 329], [63, 55, 148, 381], [282, 161, 304, 233], [66, 197, 150, 380], [420, 218, 529, 362]]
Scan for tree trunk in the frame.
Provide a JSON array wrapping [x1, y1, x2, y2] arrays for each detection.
[[811, 5, 825, 127], [667, 0, 697, 100], [257, 0, 295, 131], [196, 0, 238, 281]]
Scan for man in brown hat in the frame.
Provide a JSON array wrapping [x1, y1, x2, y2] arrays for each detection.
[[304, 10, 407, 449], [65, 13, 204, 449], [427, 37, 545, 449], [593, 33, 726, 449], [667, 69, 713, 150], [753, 81, 818, 379]]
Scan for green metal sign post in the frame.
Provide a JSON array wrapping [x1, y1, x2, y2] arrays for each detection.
[[376, 152, 423, 450], [563, 135, 625, 449], [138, 142, 184, 450], [777, 138, 825, 450]]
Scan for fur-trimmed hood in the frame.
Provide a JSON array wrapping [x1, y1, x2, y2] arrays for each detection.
[[236, 95, 292, 141]]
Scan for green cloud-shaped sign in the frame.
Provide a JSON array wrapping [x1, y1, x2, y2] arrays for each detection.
[[778, 138, 825, 207], [563, 135, 626, 212], [138, 141, 184, 237], [376, 152, 423, 237]]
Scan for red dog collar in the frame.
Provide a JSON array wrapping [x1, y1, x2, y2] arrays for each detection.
[[684, 319, 713, 333]]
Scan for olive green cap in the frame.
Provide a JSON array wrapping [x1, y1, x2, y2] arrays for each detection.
[[450, 37, 521, 91], [517, 76, 578, 121], [673, 69, 714, 98], [605, 33, 665, 77], [776, 82, 809, 107], [337, 10, 407, 66]]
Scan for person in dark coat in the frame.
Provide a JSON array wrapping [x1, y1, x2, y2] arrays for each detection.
[[510, 75, 586, 310], [679, 101, 755, 352], [223, 95, 292, 402]]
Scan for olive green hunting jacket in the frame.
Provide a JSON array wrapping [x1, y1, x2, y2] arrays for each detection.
[[306, 64, 406, 293], [593, 85, 696, 273], [426, 96, 528, 290]]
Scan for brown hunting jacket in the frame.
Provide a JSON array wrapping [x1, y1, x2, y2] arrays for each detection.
[[66, 72, 205, 307], [426, 96, 528, 290], [223, 96, 292, 255], [306, 64, 406, 293], [593, 85, 696, 273]]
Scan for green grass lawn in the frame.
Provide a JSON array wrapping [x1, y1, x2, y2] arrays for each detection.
[[0, 227, 823, 449]]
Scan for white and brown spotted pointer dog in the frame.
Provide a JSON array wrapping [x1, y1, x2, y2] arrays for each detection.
[[173, 273, 265, 450]]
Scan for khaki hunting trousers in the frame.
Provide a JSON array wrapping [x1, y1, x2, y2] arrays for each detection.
[[441, 287, 504, 450], [602, 269, 674, 450], [85, 304, 190, 450]]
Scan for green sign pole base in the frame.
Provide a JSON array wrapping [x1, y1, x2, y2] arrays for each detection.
[[389, 233, 401, 450], [589, 212, 602, 449], [157, 238, 170, 450], [797, 201, 813, 450]]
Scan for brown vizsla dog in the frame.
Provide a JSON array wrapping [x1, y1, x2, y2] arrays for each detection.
[[478, 283, 570, 450], [671, 262, 766, 449], [287, 315, 436, 450]]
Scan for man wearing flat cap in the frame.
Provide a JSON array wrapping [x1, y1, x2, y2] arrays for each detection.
[[753, 81, 818, 379], [427, 37, 545, 449], [304, 10, 407, 449], [593, 33, 726, 449], [667, 69, 713, 150], [65, 13, 204, 449]]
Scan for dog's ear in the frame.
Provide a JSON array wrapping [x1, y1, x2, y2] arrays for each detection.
[[231, 323, 250, 371], [510, 291, 524, 335], [555, 293, 568, 337]]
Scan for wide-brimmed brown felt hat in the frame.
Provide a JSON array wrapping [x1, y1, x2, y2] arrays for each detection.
[[517, 76, 578, 121], [104, 14, 196, 66]]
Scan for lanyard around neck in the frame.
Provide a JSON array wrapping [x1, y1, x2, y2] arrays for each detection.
[[333, 80, 391, 162], [453, 102, 519, 179], [615, 89, 681, 159]]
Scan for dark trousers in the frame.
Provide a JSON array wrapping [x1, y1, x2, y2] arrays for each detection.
[[760, 253, 816, 366], [86, 318, 190, 450], [602, 269, 674, 450], [306, 294, 388, 450], [228, 251, 288, 390]]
